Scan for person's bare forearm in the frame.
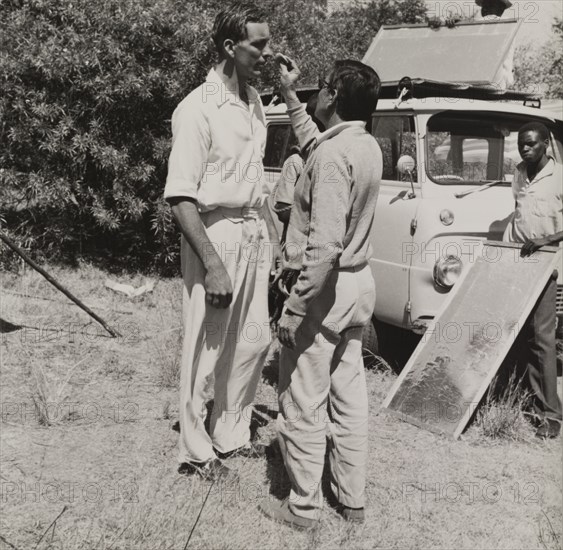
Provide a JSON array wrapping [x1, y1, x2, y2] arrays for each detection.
[[520, 231, 563, 257], [544, 231, 563, 246], [169, 198, 224, 270], [168, 197, 233, 308]]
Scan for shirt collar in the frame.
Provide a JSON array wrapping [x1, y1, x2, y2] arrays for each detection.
[[315, 121, 366, 148], [205, 68, 259, 108], [517, 157, 556, 184]]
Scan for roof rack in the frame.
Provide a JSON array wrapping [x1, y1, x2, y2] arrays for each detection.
[[260, 77, 542, 107], [389, 77, 542, 103]]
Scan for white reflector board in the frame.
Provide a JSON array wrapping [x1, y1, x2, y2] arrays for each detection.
[[363, 20, 521, 85], [382, 241, 561, 439]]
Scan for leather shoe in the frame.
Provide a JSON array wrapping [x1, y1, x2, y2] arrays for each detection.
[[178, 458, 238, 482], [336, 505, 365, 523], [215, 442, 267, 460], [258, 498, 317, 530], [535, 419, 561, 439]]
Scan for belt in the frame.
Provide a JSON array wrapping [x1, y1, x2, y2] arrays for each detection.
[[335, 262, 368, 272], [215, 205, 262, 221]]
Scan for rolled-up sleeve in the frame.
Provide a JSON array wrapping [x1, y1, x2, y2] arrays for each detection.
[[274, 155, 302, 205], [286, 143, 349, 316], [164, 98, 211, 202]]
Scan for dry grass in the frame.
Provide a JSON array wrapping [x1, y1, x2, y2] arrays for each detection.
[[0, 263, 561, 550], [474, 373, 536, 442]]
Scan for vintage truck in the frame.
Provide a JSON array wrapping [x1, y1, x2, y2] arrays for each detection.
[[262, 21, 563, 359]]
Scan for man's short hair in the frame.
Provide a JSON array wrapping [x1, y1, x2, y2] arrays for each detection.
[[328, 60, 381, 122], [475, 0, 512, 7], [519, 122, 550, 141], [211, 2, 268, 57]]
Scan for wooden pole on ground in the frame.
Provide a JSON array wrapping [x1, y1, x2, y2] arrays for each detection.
[[0, 231, 120, 338]]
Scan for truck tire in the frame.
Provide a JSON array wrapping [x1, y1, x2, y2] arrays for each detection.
[[362, 319, 379, 369]]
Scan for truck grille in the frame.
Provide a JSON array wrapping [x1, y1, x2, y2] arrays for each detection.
[[557, 285, 563, 316]]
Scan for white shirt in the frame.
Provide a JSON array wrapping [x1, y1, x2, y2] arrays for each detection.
[[273, 153, 304, 205], [164, 68, 268, 211], [503, 158, 563, 243]]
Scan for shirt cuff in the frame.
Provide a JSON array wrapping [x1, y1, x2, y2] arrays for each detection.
[[285, 293, 307, 316]]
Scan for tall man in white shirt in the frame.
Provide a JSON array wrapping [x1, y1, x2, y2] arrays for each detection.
[[164, 2, 275, 480], [504, 121, 563, 439]]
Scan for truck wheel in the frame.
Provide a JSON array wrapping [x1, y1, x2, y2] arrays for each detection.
[[362, 319, 379, 369]]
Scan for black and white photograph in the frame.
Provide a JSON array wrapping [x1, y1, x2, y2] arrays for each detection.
[[1, 0, 562, 548]]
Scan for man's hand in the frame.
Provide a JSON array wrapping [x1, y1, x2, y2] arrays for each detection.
[[277, 310, 303, 350], [271, 243, 283, 277], [520, 231, 563, 256], [520, 237, 548, 257], [169, 198, 234, 309], [275, 53, 300, 96], [204, 263, 233, 308]]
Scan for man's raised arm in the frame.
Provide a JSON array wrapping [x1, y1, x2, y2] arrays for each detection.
[[276, 56, 320, 148]]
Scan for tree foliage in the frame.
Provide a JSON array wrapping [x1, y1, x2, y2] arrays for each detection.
[[1, 0, 426, 273], [514, 18, 563, 99]]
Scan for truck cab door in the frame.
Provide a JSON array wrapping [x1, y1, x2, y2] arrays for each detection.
[[369, 114, 421, 327]]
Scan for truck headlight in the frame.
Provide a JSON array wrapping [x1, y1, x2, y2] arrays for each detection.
[[433, 255, 463, 288]]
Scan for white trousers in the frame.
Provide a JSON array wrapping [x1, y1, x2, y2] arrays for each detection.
[[178, 207, 271, 464], [277, 265, 376, 520]]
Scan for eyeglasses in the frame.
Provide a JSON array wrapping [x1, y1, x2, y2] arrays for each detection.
[[318, 76, 332, 92]]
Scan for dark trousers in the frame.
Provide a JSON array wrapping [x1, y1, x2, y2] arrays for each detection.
[[517, 274, 562, 422]]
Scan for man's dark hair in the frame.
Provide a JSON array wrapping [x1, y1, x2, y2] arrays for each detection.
[[481, 0, 508, 17], [519, 122, 550, 142], [327, 60, 381, 122], [212, 2, 268, 57]]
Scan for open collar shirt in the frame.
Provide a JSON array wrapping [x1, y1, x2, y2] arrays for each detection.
[[504, 157, 563, 243], [164, 68, 268, 211]]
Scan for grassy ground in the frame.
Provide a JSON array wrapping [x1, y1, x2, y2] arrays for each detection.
[[0, 263, 561, 550]]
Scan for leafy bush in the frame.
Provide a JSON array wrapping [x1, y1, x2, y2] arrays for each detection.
[[513, 18, 563, 99], [1, 0, 426, 274]]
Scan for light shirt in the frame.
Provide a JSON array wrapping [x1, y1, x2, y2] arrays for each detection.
[[273, 153, 304, 205], [164, 68, 268, 211], [503, 157, 563, 243]]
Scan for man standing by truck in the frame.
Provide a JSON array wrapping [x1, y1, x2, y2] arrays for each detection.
[[504, 121, 563, 439], [259, 57, 382, 527]]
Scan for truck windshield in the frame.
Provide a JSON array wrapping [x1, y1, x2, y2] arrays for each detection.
[[426, 112, 562, 185]]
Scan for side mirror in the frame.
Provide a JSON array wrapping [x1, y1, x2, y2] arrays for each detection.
[[397, 155, 416, 175], [397, 155, 417, 199]]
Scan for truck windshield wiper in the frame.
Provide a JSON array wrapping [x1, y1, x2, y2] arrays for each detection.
[[454, 180, 505, 199]]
